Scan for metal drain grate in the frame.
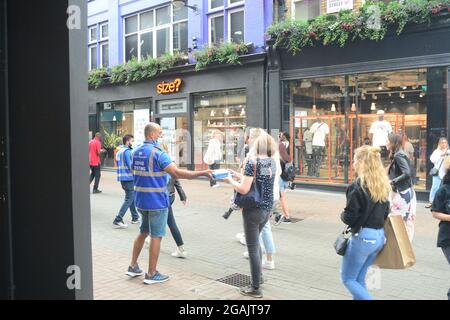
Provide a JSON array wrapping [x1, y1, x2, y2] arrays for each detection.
[[216, 273, 252, 288]]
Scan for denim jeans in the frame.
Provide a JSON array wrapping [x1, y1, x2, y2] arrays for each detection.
[[442, 246, 450, 300], [260, 220, 275, 254], [116, 181, 139, 221], [167, 195, 184, 247], [242, 207, 271, 290], [341, 227, 385, 300], [429, 175, 442, 203]]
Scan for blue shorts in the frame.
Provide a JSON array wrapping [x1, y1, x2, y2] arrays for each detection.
[[279, 177, 289, 193], [138, 208, 168, 238]]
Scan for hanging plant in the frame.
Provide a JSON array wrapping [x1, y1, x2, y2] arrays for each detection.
[[267, 0, 450, 55]]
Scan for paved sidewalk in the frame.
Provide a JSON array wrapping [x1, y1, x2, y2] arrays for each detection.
[[91, 172, 449, 300]]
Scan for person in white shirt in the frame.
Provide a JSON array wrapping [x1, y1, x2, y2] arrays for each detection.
[[369, 110, 392, 159], [427, 137, 450, 208], [310, 118, 329, 177], [203, 130, 223, 187]]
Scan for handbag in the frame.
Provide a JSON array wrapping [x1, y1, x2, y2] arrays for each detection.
[[429, 151, 446, 177], [334, 201, 375, 256], [234, 161, 262, 209], [373, 215, 416, 269], [334, 226, 352, 256]]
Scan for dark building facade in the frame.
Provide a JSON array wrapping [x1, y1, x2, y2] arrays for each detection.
[[267, 15, 450, 198]]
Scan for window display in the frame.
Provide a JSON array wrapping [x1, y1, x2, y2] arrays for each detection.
[[193, 90, 246, 170]]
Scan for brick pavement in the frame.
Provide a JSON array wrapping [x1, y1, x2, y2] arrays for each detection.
[[91, 172, 449, 300]]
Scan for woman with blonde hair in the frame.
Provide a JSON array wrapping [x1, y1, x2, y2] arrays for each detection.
[[340, 146, 391, 300], [225, 133, 279, 298]]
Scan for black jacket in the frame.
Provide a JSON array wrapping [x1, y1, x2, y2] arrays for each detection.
[[388, 150, 412, 192], [431, 182, 450, 248], [341, 181, 390, 233], [168, 178, 187, 202]]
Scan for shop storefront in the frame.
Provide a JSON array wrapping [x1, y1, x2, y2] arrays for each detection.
[[267, 17, 450, 197], [88, 54, 265, 170]]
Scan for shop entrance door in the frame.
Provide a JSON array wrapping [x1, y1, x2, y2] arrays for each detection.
[[158, 116, 189, 168]]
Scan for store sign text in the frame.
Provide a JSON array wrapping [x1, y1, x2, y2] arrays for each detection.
[[157, 78, 182, 94]]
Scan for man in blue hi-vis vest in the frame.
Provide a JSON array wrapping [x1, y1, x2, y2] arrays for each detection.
[[113, 134, 140, 229], [126, 122, 212, 284]]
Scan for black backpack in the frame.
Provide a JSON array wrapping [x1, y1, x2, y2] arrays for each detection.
[[281, 161, 295, 182]]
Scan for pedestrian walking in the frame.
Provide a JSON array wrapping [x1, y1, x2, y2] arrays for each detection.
[[89, 132, 103, 193], [387, 133, 416, 242], [113, 134, 140, 228], [430, 156, 450, 300], [126, 123, 212, 284], [225, 132, 278, 298], [340, 145, 391, 300], [275, 131, 292, 225], [161, 143, 189, 258], [426, 137, 450, 208]]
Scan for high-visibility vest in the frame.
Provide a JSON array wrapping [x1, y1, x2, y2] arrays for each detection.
[[132, 141, 169, 210], [116, 146, 133, 182]]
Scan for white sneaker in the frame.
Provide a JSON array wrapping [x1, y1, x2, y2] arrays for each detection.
[[235, 232, 245, 242], [262, 260, 275, 270], [113, 220, 128, 229], [171, 247, 188, 258], [243, 251, 249, 259]]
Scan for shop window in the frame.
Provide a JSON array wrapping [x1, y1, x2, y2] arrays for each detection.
[[229, 9, 244, 43], [99, 99, 152, 167], [193, 90, 247, 170], [292, 0, 321, 21], [284, 68, 440, 191]]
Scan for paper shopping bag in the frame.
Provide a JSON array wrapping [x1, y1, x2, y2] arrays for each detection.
[[373, 215, 416, 269]]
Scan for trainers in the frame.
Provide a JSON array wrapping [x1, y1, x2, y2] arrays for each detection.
[[274, 213, 282, 226], [143, 271, 169, 284], [171, 247, 188, 258], [93, 189, 102, 194], [281, 217, 292, 224], [235, 232, 245, 242], [243, 251, 249, 259], [131, 218, 140, 224], [262, 260, 275, 270], [239, 285, 263, 298], [126, 264, 143, 278], [113, 219, 128, 229]]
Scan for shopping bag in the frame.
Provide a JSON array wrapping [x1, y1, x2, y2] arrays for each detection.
[[373, 215, 416, 269]]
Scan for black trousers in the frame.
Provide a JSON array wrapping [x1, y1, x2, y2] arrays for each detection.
[[89, 165, 101, 190]]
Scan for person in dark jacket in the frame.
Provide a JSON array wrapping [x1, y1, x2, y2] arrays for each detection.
[[145, 144, 188, 258], [340, 145, 391, 300], [431, 156, 450, 300], [387, 133, 416, 242]]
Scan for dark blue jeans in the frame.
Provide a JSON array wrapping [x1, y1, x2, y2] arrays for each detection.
[[115, 181, 139, 221], [167, 195, 184, 247]]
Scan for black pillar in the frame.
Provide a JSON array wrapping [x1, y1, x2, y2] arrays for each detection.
[[426, 67, 448, 190], [3, 0, 92, 299]]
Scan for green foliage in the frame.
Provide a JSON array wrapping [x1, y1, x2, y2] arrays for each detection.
[[87, 67, 108, 88], [88, 43, 251, 87], [102, 131, 122, 150], [193, 42, 250, 71], [267, 0, 450, 54]]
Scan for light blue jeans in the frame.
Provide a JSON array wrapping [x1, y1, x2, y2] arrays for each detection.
[[260, 220, 276, 254], [429, 175, 442, 203], [341, 227, 385, 300]]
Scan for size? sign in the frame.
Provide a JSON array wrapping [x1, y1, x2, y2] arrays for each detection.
[[157, 78, 182, 94]]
